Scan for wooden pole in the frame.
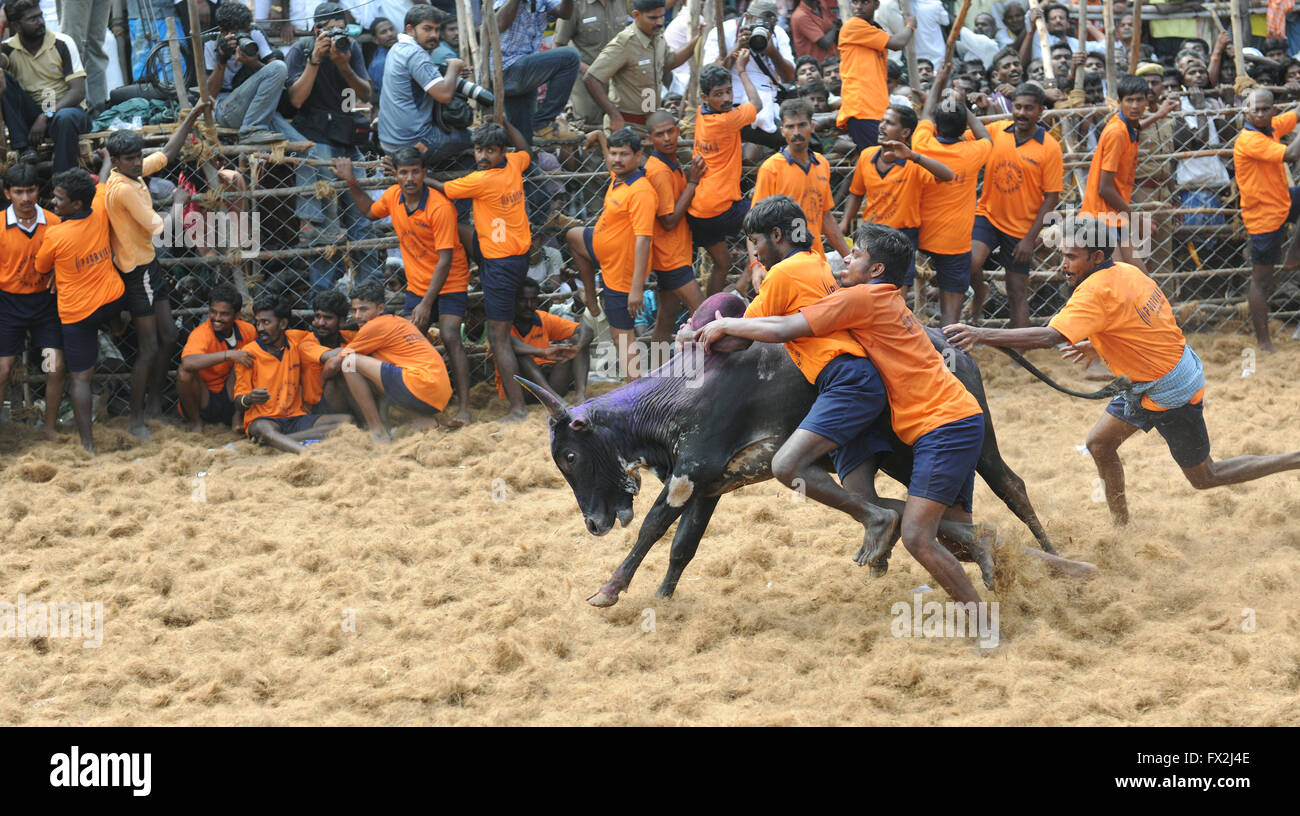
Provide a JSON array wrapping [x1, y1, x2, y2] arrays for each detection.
[[898, 0, 918, 91], [683, 0, 705, 119], [1128, 0, 1143, 73], [1103, 0, 1117, 101], [943, 0, 973, 66], [185, 0, 215, 128], [164, 17, 191, 109], [1229, 0, 1247, 81], [483, 2, 507, 123], [714, 0, 727, 66], [1074, 0, 1087, 90], [1028, 0, 1055, 84], [455, 0, 478, 79]]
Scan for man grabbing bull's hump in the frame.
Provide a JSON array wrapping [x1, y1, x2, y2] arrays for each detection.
[[694, 218, 995, 606], [946, 215, 1300, 526]]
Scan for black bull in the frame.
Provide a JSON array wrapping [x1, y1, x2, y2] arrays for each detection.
[[521, 294, 1057, 608]]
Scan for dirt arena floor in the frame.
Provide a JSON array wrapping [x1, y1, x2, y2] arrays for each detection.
[[1, 329, 1298, 725]]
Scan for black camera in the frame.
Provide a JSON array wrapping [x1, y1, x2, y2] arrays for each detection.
[[327, 28, 351, 51], [217, 32, 259, 62], [747, 25, 770, 53], [455, 77, 495, 107]]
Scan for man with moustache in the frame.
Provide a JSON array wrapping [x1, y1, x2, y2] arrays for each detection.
[[177, 283, 256, 433]]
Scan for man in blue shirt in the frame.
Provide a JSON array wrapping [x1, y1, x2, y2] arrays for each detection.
[[367, 17, 398, 96], [493, 0, 582, 143], [377, 4, 468, 166]]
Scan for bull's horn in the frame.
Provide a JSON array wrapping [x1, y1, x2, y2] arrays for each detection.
[[514, 376, 571, 421]]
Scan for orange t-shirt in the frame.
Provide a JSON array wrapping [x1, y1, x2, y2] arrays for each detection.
[[975, 121, 1064, 239], [913, 120, 991, 255], [442, 150, 531, 258], [33, 189, 124, 324], [494, 309, 579, 398], [753, 149, 835, 255], [342, 313, 452, 411], [836, 17, 891, 127], [689, 103, 757, 219], [847, 148, 928, 229], [1233, 112, 1298, 235], [1048, 260, 1203, 410], [744, 249, 865, 383], [800, 283, 983, 444], [644, 151, 694, 271], [181, 317, 256, 393], [592, 169, 658, 293], [300, 328, 356, 408], [370, 185, 469, 296], [0, 205, 61, 294], [1080, 113, 1139, 220], [233, 330, 314, 432]]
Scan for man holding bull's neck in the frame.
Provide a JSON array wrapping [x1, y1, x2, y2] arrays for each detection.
[[680, 195, 899, 558], [945, 216, 1300, 526]]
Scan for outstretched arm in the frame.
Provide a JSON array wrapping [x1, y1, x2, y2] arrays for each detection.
[[696, 313, 814, 350], [161, 100, 211, 164], [943, 323, 1066, 352]]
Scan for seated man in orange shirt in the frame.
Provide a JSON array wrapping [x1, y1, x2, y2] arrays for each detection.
[[312, 279, 453, 441], [177, 283, 255, 433], [680, 195, 898, 561], [946, 215, 1300, 526], [698, 224, 992, 605], [300, 289, 356, 419], [334, 146, 473, 425], [566, 128, 657, 380], [233, 296, 353, 455], [498, 279, 594, 403], [33, 168, 125, 454]]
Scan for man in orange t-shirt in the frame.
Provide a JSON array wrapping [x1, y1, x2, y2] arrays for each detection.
[[177, 283, 255, 432], [643, 111, 706, 343], [299, 288, 356, 418], [233, 296, 353, 454], [686, 62, 763, 294], [336, 146, 473, 426], [567, 128, 657, 380], [970, 83, 1063, 328], [430, 118, 534, 420], [700, 224, 994, 605], [946, 215, 1300, 527], [687, 195, 899, 563], [1233, 88, 1300, 353], [836, 0, 915, 150], [311, 279, 453, 441], [0, 162, 64, 440], [33, 169, 124, 454], [496, 279, 593, 402]]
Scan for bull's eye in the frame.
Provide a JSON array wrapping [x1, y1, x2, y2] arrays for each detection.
[[564, 451, 576, 464]]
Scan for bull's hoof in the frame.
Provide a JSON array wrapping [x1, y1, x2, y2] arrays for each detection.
[[586, 588, 621, 607], [971, 524, 999, 590]]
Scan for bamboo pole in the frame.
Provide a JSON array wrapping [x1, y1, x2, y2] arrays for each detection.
[[683, 0, 704, 121], [898, 0, 918, 90], [1028, 0, 1056, 84], [483, 0, 507, 123], [714, 0, 727, 65], [1103, 0, 1117, 101], [455, 0, 478, 78], [943, 0, 973, 66], [164, 17, 191, 108], [185, 0, 216, 129], [1128, 0, 1143, 73], [1074, 0, 1087, 90], [1230, 0, 1247, 80]]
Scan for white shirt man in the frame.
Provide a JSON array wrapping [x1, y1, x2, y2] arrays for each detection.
[[700, 17, 795, 134]]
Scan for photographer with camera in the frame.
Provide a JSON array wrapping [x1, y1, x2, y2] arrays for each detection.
[[203, 1, 292, 143], [378, 5, 480, 167], [284, 2, 379, 294], [700, 0, 795, 149]]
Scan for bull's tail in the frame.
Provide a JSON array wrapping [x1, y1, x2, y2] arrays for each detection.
[[995, 347, 1132, 400]]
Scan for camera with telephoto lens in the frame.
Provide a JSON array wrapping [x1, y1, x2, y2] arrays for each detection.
[[327, 28, 351, 51], [747, 25, 770, 53], [217, 32, 259, 61], [455, 77, 495, 107]]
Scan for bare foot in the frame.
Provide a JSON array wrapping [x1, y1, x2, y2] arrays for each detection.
[[1260, 342, 1278, 354], [128, 422, 152, 442], [854, 506, 899, 570], [370, 427, 392, 443], [41, 426, 57, 443], [188, 422, 204, 434], [499, 408, 529, 423]]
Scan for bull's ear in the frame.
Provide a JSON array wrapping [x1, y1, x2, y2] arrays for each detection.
[[514, 375, 570, 422], [569, 418, 588, 432]]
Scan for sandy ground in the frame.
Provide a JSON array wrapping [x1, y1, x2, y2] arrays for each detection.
[[1, 329, 1298, 725]]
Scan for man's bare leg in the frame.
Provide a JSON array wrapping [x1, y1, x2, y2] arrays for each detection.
[[40, 350, 66, 441], [771, 429, 899, 562], [652, 290, 680, 344], [339, 358, 389, 441], [704, 241, 731, 295], [611, 327, 640, 381], [968, 240, 994, 326], [280, 413, 354, 442], [490, 318, 528, 421], [439, 313, 472, 426], [177, 367, 210, 433], [899, 495, 983, 604], [248, 418, 309, 454], [127, 313, 159, 440], [68, 367, 96, 454], [1084, 411, 1141, 525], [1181, 449, 1300, 489], [1005, 270, 1031, 328], [939, 289, 964, 327], [148, 298, 177, 419], [1249, 263, 1277, 352]]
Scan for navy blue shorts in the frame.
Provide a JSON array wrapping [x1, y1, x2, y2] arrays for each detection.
[[845, 118, 880, 151], [971, 215, 1030, 276], [798, 354, 891, 479], [1105, 395, 1211, 468], [253, 414, 324, 436], [120, 259, 172, 319], [404, 288, 468, 318], [479, 255, 528, 322], [380, 361, 441, 416], [601, 288, 634, 330], [183, 387, 234, 425], [909, 412, 985, 512], [923, 249, 973, 293], [655, 265, 696, 292], [61, 297, 125, 373], [0, 290, 62, 357], [899, 227, 920, 287], [687, 198, 750, 248], [1248, 186, 1300, 265]]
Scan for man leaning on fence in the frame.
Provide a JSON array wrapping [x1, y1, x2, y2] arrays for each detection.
[[285, 2, 381, 295]]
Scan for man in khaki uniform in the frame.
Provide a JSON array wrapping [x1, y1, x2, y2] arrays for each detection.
[[584, 0, 704, 136], [555, 0, 631, 126]]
